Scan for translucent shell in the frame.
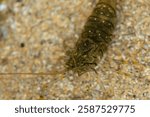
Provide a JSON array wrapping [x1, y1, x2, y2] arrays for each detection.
[[66, 0, 117, 75]]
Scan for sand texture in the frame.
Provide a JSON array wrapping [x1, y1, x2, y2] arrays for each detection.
[[0, 0, 150, 99]]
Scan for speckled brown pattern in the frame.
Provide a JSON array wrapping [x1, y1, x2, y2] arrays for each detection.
[[0, 0, 150, 99], [66, 0, 117, 75]]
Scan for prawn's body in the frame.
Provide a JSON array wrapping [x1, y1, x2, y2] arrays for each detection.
[[66, 0, 117, 74]]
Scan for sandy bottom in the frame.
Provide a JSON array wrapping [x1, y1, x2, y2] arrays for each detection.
[[0, 0, 149, 99]]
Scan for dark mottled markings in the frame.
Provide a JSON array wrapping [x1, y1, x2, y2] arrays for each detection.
[[66, 0, 117, 75]]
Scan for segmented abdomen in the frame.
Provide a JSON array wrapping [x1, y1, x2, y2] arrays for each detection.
[[66, 0, 117, 74]]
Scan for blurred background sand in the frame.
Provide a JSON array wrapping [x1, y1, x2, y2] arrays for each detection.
[[0, 0, 149, 99]]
